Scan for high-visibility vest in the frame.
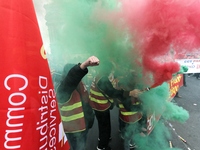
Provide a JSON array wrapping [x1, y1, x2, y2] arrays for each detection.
[[112, 77, 142, 123], [118, 98, 142, 123], [89, 76, 114, 111], [59, 89, 86, 133]]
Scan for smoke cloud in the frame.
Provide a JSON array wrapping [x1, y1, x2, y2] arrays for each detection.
[[42, 0, 195, 149]]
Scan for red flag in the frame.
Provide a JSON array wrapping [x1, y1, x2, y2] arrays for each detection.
[[0, 1, 69, 149]]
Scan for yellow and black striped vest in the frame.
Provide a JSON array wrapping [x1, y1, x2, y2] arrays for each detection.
[[59, 90, 86, 133], [89, 76, 114, 111]]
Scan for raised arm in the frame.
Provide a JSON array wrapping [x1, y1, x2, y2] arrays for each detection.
[[57, 56, 99, 104]]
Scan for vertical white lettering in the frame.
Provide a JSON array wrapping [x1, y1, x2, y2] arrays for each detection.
[[4, 74, 27, 149], [4, 129, 22, 149], [8, 93, 26, 106], [39, 76, 48, 89], [6, 107, 25, 127], [4, 74, 28, 91]]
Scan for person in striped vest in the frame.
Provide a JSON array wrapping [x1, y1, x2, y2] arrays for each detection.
[[116, 71, 144, 150], [118, 98, 143, 150], [89, 61, 142, 150], [57, 56, 99, 150]]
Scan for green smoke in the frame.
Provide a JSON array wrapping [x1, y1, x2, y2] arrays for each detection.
[[140, 82, 189, 123], [44, 1, 189, 149], [137, 82, 189, 149], [139, 82, 170, 116], [162, 102, 189, 123], [133, 121, 182, 150], [44, 0, 136, 76]]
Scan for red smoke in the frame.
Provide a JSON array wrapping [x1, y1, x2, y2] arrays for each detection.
[[118, 0, 200, 86]]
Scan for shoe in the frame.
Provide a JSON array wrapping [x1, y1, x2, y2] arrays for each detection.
[[97, 146, 112, 150], [130, 143, 137, 149]]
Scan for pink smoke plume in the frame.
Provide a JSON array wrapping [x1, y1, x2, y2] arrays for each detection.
[[118, 0, 200, 87]]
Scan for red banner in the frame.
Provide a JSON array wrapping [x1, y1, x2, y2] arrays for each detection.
[[0, 1, 69, 149], [168, 74, 183, 99]]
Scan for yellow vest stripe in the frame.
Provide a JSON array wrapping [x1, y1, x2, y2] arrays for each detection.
[[61, 112, 84, 122], [60, 101, 82, 111], [109, 99, 114, 103], [119, 104, 124, 108], [120, 111, 137, 115], [119, 103, 140, 109], [90, 89, 114, 103], [89, 95, 108, 104], [90, 89, 104, 96], [119, 104, 138, 115]]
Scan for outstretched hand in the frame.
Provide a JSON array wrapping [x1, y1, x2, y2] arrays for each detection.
[[80, 56, 100, 69]]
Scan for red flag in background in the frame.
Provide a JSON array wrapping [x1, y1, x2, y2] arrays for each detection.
[[0, 0, 69, 149]]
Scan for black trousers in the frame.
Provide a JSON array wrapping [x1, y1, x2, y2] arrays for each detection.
[[94, 109, 111, 148]]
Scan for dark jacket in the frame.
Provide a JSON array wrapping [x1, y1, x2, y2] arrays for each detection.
[[96, 75, 141, 112], [57, 63, 94, 129]]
